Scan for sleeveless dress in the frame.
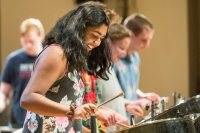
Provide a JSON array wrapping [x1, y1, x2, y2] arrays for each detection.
[[22, 70, 85, 133]]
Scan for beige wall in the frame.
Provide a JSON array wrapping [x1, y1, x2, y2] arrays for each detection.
[[1, 0, 189, 101], [1, 0, 76, 69], [133, 0, 189, 101]]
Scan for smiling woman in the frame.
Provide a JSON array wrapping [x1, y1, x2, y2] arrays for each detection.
[[20, 3, 112, 133], [96, 24, 132, 131], [85, 25, 107, 50], [108, 23, 131, 63]]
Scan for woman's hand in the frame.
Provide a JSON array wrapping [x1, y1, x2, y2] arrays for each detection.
[[126, 103, 144, 118], [96, 108, 117, 126], [134, 98, 152, 110], [113, 111, 128, 125], [73, 103, 97, 120], [143, 92, 161, 104]]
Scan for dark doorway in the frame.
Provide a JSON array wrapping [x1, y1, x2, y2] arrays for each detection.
[[188, 0, 200, 96]]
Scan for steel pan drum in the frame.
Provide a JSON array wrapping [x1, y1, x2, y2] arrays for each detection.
[[113, 118, 195, 133], [195, 116, 200, 133], [154, 95, 200, 120]]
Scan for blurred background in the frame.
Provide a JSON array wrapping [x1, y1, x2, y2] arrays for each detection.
[[1, 0, 199, 99], [1, 0, 200, 129]]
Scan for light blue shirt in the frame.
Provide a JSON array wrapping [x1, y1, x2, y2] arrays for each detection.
[[114, 52, 140, 101]]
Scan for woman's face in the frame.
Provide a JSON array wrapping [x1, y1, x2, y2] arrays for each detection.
[[85, 24, 108, 51], [110, 37, 131, 63]]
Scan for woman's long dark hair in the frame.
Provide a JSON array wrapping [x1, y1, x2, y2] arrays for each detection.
[[43, 5, 111, 80]]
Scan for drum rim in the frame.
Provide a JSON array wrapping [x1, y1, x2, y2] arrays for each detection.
[[111, 117, 194, 133]]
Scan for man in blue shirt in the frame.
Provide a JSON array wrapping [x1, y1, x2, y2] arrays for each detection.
[[0, 18, 44, 128], [114, 14, 160, 115]]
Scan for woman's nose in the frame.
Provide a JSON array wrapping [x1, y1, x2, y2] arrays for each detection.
[[93, 39, 101, 47]]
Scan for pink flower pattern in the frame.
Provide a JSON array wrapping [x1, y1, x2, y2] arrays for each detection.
[[73, 79, 85, 96], [68, 127, 75, 133], [23, 111, 31, 126], [55, 117, 69, 127], [27, 119, 38, 133]]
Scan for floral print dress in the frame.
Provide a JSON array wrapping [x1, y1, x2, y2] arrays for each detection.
[[22, 70, 85, 133]]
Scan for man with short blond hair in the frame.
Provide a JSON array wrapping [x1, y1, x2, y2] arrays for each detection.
[[0, 18, 44, 127]]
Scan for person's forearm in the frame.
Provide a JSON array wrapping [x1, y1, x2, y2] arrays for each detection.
[[0, 90, 6, 112], [20, 93, 70, 117], [0, 82, 12, 97]]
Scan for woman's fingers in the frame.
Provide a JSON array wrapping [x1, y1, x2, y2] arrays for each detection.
[[133, 105, 144, 117], [110, 112, 117, 125], [127, 104, 144, 117], [79, 103, 98, 120], [88, 103, 98, 113]]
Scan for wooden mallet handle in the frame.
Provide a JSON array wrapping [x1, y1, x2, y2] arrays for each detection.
[[97, 92, 124, 108]]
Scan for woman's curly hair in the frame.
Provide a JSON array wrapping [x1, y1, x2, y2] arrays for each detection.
[[43, 5, 112, 80]]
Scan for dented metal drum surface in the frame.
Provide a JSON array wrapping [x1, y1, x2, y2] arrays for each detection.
[[113, 118, 195, 133], [195, 116, 200, 133], [155, 95, 200, 120]]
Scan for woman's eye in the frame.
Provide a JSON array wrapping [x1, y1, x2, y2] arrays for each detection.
[[91, 33, 104, 41], [92, 34, 98, 39]]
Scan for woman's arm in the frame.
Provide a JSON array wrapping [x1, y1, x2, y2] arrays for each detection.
[[20, 45, 69, 117], [21, 45, 97, 119]]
